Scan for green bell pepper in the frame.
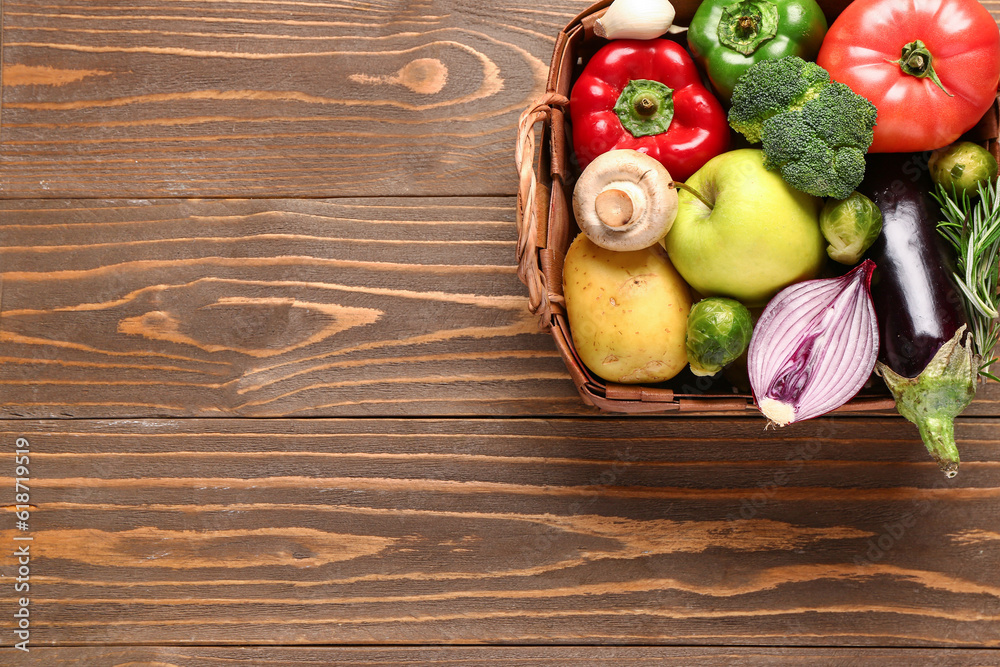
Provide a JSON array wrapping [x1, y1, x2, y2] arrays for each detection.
[[687, 0, 828, 103]]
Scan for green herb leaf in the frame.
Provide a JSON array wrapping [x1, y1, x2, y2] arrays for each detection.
[[934, 179, 1000, 380]]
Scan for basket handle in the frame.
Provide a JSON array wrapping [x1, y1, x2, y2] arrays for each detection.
[[515, 92, 569, 318]]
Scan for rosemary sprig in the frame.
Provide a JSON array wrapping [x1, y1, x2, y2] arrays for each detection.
[[934, 179, 1000, 382]]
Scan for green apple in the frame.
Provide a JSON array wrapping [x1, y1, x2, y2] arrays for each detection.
[[663, 149, 825, 307]]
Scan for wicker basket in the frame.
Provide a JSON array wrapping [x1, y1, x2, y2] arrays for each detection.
[[514, 0, 1000, 414]]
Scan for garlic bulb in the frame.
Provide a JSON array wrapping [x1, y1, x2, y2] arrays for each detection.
[[594, 0, 686, 40]]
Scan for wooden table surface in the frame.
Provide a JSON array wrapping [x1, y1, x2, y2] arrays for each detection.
[[3, 1, 1000, 664]]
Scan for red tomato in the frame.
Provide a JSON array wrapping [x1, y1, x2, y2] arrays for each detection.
[[817, 0, 1000, 153]]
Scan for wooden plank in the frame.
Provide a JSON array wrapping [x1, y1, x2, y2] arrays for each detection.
[[5, 645, 1000, 666], [0, 197, 588, 417], [0, 0, 592, 199], [2, 417, 1000, 646], [2, 197, 997, 419], [2, 1, 999, 200]]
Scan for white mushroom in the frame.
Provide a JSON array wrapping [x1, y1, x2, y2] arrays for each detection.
[[594, 0, 687, 40], [572, 149, 678, 252]]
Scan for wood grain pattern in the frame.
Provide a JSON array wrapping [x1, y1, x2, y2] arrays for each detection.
[[0, 0, 592, 198], [0, 197, 589, 417], [2, 1, 999, 200], [2, 418, 1000, 646], [6, 646, 1000, 666]]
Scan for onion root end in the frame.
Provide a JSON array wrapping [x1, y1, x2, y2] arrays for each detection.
[[757, 397, 795, 427]]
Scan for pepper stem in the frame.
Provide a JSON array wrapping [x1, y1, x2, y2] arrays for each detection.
[[613, 79, 675, 138], [716, 0, 779, 56], [891, 40, 954, 97], [736, 15, 758, 36], [633, 94, 659, 117]]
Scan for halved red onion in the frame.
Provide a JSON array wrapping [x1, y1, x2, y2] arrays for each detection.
[[748, 260, 879, 426]]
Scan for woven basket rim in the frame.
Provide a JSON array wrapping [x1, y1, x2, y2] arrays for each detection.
[[516, 0, 1000, 414]]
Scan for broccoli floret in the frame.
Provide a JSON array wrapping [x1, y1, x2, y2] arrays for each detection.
[[805, 82, 878, 151], [728, 57, 879, 199], [760, 82, 878, 199], [728, 56, 830, 144]]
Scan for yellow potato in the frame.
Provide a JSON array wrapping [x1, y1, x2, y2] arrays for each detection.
[[563, 233, 692, 384]]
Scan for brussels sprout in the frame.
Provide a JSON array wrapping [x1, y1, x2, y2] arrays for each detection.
[[819, 192, 883, 265], [685, 297, 753, 377], [929, 141, 998, 198]]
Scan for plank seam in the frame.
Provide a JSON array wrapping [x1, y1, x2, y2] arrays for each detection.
[[4, 642, 1000, 650]]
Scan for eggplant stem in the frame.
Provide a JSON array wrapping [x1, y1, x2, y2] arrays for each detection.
[[917, 416, 961, 478], [876, 327, 979, 478]]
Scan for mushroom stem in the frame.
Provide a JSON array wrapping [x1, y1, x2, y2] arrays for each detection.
[[572, 149, 678, 252], [594, 188, 635, 227]]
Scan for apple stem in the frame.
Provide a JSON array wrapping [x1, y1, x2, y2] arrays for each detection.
[[674, 182, 713, 210]]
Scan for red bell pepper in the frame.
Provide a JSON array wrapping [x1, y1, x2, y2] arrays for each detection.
[[569, 39, 730, 181], [817, 0, 1000, 153]]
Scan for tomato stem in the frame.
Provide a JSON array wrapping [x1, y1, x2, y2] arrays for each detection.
[[892, 40, 954, 98]]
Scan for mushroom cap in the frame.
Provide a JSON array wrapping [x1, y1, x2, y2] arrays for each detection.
[[572, 149, 678, 252]]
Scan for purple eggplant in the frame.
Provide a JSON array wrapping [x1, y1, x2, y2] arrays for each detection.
[[858, 153, 979, 477], [859, 154, 968, 374]]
